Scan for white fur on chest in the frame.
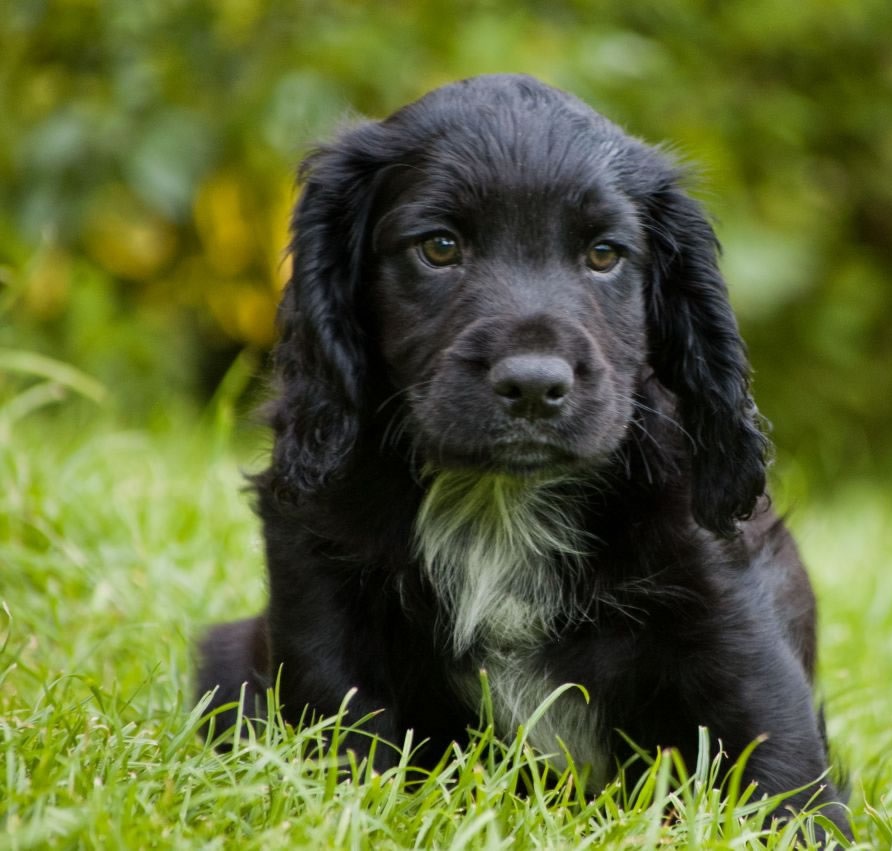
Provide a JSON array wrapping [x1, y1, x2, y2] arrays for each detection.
[[415, 470, 608, 785]]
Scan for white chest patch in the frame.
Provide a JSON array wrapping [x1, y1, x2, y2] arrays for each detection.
[[414, 470, 608, 785]]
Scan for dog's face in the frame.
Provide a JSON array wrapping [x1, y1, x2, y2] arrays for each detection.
[[370, 119, 650, 474], [275, 75, 767, 535]]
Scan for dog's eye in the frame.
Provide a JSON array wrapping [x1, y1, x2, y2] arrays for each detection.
[[418, 234, 461, 267], [586, 242, 621, 273]]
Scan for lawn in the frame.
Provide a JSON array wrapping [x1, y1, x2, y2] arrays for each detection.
[[2, 391, 890, 849]]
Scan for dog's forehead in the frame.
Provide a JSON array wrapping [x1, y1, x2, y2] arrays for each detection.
[[398, 74, 614, 135], [388, 75, 642, 199]]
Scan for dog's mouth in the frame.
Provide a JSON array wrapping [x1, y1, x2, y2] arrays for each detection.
[[489, 439, 578, 474], [427, 435, 582, 476]]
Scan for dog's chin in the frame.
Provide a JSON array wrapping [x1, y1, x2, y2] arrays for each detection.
[[427, 439, 587, 478], [491, 442, 580, 476]]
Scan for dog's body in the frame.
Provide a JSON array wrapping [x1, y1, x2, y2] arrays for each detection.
[[198, 75, 848, 832]]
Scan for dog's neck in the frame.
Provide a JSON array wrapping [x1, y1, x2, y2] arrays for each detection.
[[414, 469, 589, 655]]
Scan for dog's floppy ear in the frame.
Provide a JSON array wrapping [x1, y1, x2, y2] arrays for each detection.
[[643, 177, 768, 537], [269, 124, 392, 498]]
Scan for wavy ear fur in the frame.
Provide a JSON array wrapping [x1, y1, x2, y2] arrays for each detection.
[[643, 177, 769, 537], [269, 123, 396, 498]]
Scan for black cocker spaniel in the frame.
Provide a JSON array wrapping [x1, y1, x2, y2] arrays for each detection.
[[198, 74, 849, 836]]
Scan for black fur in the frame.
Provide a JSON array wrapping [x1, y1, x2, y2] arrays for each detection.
[[198, 75, 848, 837]]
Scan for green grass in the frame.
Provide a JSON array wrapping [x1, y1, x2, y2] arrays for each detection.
[[2, 394, 891, 848]]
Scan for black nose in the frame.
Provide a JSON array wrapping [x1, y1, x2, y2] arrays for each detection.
[[489, 354, 574, 419]]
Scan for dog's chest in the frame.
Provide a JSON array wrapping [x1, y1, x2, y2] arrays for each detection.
[[452, 587, 608, 787], [454, 642, 609, 787], [415, 471, 609, 784]]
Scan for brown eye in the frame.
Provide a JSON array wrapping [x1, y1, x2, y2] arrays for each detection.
[[586, 242, 621, 273], [418, 234, 461, 267]]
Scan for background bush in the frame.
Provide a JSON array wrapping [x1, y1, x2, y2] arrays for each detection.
[[2, 0, 891, 489]]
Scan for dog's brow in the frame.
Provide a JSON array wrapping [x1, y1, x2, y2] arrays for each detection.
[[575, 194, 643, 237], [373, 202, 458, 252]]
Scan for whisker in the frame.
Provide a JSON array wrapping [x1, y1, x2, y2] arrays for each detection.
[[630, 397, 694, 448]]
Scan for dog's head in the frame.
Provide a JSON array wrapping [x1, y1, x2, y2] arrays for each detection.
[[271, 74, 767, 537]]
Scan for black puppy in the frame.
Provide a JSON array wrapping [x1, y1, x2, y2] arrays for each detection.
[[198, 74, 848, 834]]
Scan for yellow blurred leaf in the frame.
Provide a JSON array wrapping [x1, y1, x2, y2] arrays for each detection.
[[206, 282, 277, 348], [23, 244, 71, 319], [213, 0, 263, 45], [193, 173, 256, 277], [84, 184, 177, 280], [263, 179, 295, 292]]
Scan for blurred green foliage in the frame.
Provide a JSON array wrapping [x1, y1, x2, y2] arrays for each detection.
[[1, 0, 891, 486]]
